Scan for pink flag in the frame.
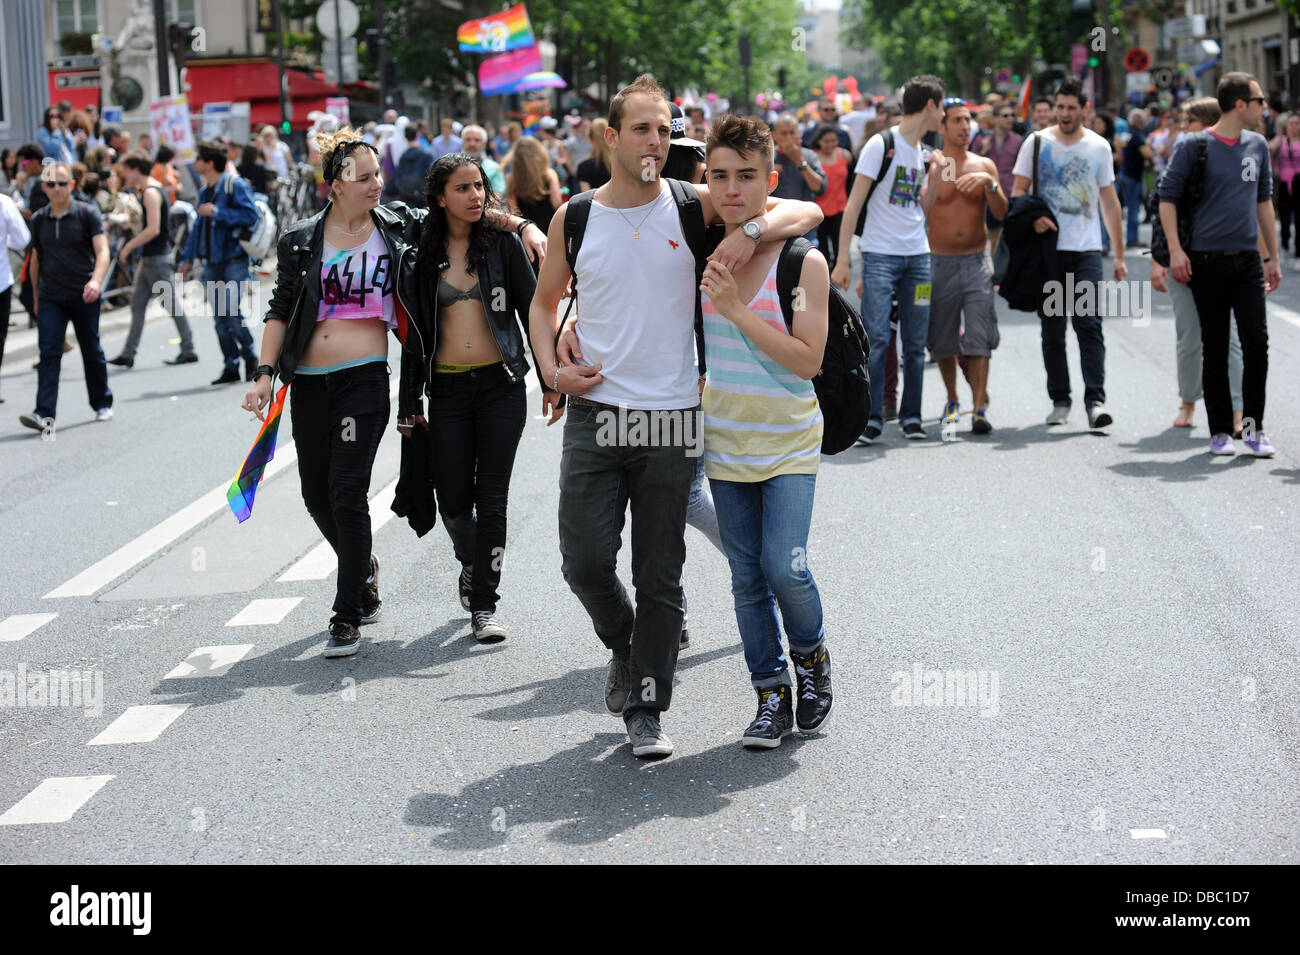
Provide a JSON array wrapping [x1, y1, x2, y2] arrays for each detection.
[[479, 45, 543, 96]]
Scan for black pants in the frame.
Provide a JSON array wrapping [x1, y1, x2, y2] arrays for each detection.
[[0, 285, 10, 396], [289, 361, 390, 628], [1037, 250, 1106, 407], [427, 363, 527, 613], [816, 212, 844, 271], [1188, 251, 1268, 437], [558, 399, 698, 718], [1276, 176, 1300, 253]]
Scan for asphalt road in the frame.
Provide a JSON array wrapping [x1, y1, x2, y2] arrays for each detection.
[[1, 243, 1298, 864]]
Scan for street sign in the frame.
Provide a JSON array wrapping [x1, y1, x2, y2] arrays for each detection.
[[1165, 15, 1206, 41], [322, 36, 359, 85], [1151, 67, 1176, 91], [316, 0, 360, 39], [995, 68, 1011, 85], [54, 55, 101, 70], [1125, 48, 1151, 73], [1125, 71, 1150, 94], [55, 71, 102, 89]]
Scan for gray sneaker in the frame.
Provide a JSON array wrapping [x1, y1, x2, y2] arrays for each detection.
[[471, 611, 507, 643], [1045, 403, 1070, 426], [625, 712, 674, 758], [1087, 403, 1113, 429], [605, 650, 632, 716]]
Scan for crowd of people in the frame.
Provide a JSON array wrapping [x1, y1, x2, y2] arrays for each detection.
[[5, 67, 1286, 759]]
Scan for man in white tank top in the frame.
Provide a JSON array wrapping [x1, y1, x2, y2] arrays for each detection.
[[528, 74, 823, 759]]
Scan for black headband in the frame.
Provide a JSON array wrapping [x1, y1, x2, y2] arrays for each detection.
[[325, 140, 379, 182]]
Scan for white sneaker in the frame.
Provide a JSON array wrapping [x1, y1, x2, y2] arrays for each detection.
[[1045, 403, 1070, 426], [95, 408, 114, 422], [1087, 404, 1113, 429]]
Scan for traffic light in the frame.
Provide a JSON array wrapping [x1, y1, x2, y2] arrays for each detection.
[[1088, 56, 1100, 68], [281, 120, 291, 135], [777, 67, 787, 90], [168, 22, 193, 69]]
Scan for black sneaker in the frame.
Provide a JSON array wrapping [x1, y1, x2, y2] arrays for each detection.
[[457, 564, 473, 612], [902, 421, 927, 440], [625, 712, 674, 758], [471, 610, 507, 642], [679, 627, 690, 649], [856, 424, 882, 446], [360, 555, 381, 624], [605, 648, 632, 716], [244, 359, 258, 382], [107, 354, 134, 368], [323, 621, 361, 658], [164, 352, 199, 365], [790, 644, 833, 734], [741, 685, 795, 749], [211, 368, 241, 385]]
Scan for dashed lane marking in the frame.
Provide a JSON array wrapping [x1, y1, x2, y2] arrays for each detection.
[[224, 597, 303, 627], [164, 645, 256, 678], [0, 613, 58, 643], [277, 478, 400, 582], [0, 776, 114, 825], [87, 704, 191, 745]]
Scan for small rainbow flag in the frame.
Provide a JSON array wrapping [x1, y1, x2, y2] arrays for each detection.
[[479, 44, 542, 97], [227, 383, 289, 523], [458, 3, 534, 54]]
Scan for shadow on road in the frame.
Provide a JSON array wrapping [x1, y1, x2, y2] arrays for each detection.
[[1108, 451, 1258, 482]]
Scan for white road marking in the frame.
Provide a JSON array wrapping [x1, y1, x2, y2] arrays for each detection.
[[44, 379, 404, 600], [1129, 828, 1168, 839], [277, 477, 399, 582], [224, 597, 303, 627], [164, 644, 255, 678], [88, 704, 191, 745], [0, 776, 114, 825], [0, 613, 58, 643], [1268, 300, 1300, 330]]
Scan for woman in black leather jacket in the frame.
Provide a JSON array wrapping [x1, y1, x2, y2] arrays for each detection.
[[242, 130, 544, 659], [397, 153, 554, 643]]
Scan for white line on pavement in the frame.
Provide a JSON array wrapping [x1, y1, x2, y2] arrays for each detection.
[[0, 613, 58, 642], [164, 645, 256, 678], [0, 775, 114, 825], [43, 379, 403, 600], [277, 478, 400, 581], [87, 704, 191, 745], [1129, 828, 1168, 839], [224, 597, 303, 627], [1269, 300, 1300, 330]]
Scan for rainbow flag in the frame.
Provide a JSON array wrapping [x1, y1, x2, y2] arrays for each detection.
[[227, 383, 289, 523], [459, 3, 534, 54], [1016, 77, 1032, 121], [479, 44, 542, 97]]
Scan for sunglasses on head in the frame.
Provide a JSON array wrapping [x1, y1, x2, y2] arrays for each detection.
[[943, 97, 967, 108]]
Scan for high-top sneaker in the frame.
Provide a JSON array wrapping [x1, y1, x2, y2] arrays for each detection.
[[457, 564, 473, 611], [360, 555, 381, 624], [471, 610, 507, 643], [741, 684, 794, 749], [790, 644, 833, 734]]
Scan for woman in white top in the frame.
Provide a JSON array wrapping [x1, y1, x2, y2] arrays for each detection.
[[0, 191, 32, 402]]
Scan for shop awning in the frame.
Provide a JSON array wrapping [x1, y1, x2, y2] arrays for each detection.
[[183, 59, 358, 130]]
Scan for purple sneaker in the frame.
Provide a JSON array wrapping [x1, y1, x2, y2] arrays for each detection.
[[1209, 433, 1235, 455], [1242, 432, 1275, 457]]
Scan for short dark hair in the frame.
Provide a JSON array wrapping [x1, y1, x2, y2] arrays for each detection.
[[17, 142, 44, 163], [102, 124, 125, 144], [1032, 97, 1053, 109], [609, 73, 669, 132], [1186, 97, 1221, 126], [195, 141, 228, 170], [1217, 72, 1256, 113], [811, 123, 844, 145], [901, 75, 945, 115], [405, 125, 419, 142], [120, 150, 153, 175], [1055, 78, 1088, 107], [156, 143, 176, 164], [706, 114, 774, 170]]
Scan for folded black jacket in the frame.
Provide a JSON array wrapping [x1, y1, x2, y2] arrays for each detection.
[[998, 195, 1062, 312], [391, 423, 437, 537]]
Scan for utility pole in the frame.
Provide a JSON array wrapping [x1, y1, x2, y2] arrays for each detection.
[[273, 0, 289, 130], [152, 0, 170, 96]]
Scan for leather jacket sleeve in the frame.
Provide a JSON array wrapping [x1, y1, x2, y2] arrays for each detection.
[[264, 228, 301, 324], [504, 232, 547, 390], [398, 345, 424, 419]]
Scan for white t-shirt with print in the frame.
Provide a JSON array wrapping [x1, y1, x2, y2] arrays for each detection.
[[856, 130, 931, 256], [1012, 127, 1115, 252]]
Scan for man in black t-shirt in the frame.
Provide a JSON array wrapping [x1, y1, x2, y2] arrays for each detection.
[[19, 161, 112, 434]]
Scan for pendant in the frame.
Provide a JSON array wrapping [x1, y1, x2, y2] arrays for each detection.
[[633, 230, 640, 239]]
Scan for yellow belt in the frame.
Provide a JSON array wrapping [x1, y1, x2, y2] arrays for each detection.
[[433, 360, 499, 374]]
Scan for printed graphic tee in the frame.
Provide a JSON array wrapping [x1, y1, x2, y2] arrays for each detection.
[[318, 228, 395, 328], [1013, 128, 1116, 252], [856, 130, 931, 256]]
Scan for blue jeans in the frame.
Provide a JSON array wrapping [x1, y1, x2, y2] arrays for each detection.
[[712, 474, 824, 689], [1116, 174, 1143, 246], [860, 252, 930, 429], [35, 296, 111, 420], [202, 257, 257, 372]]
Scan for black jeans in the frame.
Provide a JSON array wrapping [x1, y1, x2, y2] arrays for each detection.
[[1276, 176, 1299, 252], [1188, 251, 1269, 437], [1038, 250, 1106, 407], [816, 212, 844, 271], [558, 399, 698, 719], [427, 363, 527, 613], [0, 285, 10, 395], [289, 361, 390, 628]]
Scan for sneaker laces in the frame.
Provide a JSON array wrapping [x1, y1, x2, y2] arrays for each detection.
[[753, 690, 783, 727], [794, 659, 819, 702]]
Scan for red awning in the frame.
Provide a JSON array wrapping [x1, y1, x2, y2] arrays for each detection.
[[48, 72, 102, 112], [183, 60, 348, 130]]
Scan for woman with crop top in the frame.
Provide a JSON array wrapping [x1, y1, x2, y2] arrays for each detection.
[[397, 153, 543, 644]]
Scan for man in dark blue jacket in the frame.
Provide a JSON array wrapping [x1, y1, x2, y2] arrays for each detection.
[[178, 141, 260, 384]]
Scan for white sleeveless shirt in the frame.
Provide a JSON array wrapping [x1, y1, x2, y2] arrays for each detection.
[[573, 181, 699, 410]]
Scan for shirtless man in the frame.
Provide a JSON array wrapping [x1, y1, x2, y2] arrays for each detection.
[[921, 98, 1006, 434]]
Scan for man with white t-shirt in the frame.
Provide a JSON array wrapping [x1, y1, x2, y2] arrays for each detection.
[[832, 74, 945, 443], [1011, 77, 1126, 430], [528, 74, 821, 760]]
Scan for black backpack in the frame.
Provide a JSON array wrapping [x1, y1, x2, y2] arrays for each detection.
[[562, 177, 708, 377], [1148, 132, 1209, 266], [776, 237, 871, 454]]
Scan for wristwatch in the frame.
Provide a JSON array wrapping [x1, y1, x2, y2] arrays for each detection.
[[253, 364, 276, 383], [799, 160, 809, 170], [742, 220, 762, 243], [985, 179, 999, 193]]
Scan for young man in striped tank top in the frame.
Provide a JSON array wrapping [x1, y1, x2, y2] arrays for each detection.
[[698, 116, 832, 748]]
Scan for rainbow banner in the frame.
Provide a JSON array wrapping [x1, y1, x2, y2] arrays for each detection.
[[227, 383, 289, 523], [458, 3, 534, 54], [479, 44, 542, 97]]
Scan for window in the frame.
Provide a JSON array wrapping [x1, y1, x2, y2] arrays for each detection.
[[170, 0, 198, 26], [56, 0, 98, 35], [0, 12, 9, 129]]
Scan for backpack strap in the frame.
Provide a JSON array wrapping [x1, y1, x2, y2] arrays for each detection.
[[1032, 132, 1041, 195], [666, 177, 708, 380], [557, 189, 594, 341], [865, 129, 895, 208], [776, 236, 813, 332]]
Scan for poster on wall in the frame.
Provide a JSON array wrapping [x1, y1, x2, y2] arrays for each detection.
[[150, 95, 196, 161], [202, 102, 232, 140], [325, 97, 350, 127]]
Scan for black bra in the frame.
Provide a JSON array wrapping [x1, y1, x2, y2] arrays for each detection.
[[437, 275, 480, 309]]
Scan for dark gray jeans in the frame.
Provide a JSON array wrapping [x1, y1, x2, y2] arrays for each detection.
[[558, 398, 698, 719], [120, 254, 195, 359]]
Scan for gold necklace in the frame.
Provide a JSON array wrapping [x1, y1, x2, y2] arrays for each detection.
[[610, 197, 658, 240], [331, 214, 373, 237]]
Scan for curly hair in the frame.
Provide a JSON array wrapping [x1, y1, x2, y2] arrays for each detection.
[[316, 125, 380, 183], [417, 152, 505, 279]]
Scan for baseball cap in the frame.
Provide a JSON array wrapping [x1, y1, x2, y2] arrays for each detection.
[[670, 103, 706, 149]]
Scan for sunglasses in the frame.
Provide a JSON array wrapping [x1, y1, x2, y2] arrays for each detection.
[[1246, 96, 1267, 104], [45, 180, 71, 187], [943, 97, 967, 108]]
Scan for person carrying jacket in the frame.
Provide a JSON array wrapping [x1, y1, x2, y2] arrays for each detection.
[[241, 128, 545, 659], [998, 194, 1061, 312], [395, 153, 546, 643]]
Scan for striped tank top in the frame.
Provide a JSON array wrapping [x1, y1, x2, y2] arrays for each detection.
[[702, 255, 823, 483]]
